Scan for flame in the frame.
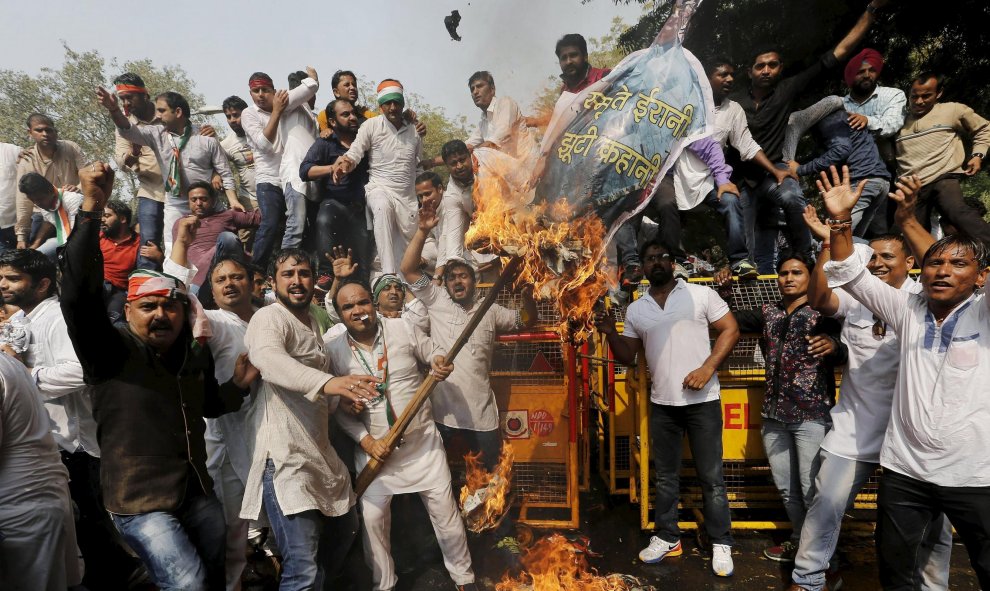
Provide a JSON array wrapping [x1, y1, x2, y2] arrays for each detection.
[[459, 444, 514, 533], [496, 534, 646, 591], [465, 152, 612, 343]]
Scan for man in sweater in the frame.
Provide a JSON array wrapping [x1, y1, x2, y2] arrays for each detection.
[[895, 73, 990, 243], [59, 162, 257, 590]]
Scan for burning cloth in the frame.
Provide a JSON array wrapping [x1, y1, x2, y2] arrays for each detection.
[[467, 0, 711, 340]]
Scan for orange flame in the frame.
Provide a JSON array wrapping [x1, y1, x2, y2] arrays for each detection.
[[495, 534, 641, 591], [466, 153, 612, 343], [459, 444, 514, 533]]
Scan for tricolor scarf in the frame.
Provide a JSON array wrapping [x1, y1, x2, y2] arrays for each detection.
[[164, 124, 192, 201], [51, 190, 72, 245]]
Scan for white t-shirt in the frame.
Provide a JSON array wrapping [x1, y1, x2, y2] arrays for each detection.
[[623, 280, 730, 406], [823, 279, 922, 463]]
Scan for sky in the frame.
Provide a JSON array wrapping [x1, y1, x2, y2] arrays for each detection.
[[0, 0, 645, 123]]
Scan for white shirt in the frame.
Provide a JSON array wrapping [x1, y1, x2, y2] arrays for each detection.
[[241, 78, 319, 187], [327, 318, 450, 496], [203, 308, 254, 484], [343, 115, 423, 195], [436, 177, 496, 269], [623, 280, 730, 406], [826, 253, 990, 486], [0, 142, 22, 228], [466, 95, 537, 161], [713, 99, 762, 160], [823, 277, 923, 462], [18, 296, 98, 456], [409, 279, 520, 431], [40, 190, 83, 244], [278, 107, 318, 196]]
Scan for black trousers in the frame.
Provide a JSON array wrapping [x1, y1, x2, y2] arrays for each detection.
[[877, 469, 990, 590], [915, 175, 990, 244]]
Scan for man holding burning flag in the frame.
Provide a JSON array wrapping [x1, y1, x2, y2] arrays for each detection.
[[327, 280, 476, 591]]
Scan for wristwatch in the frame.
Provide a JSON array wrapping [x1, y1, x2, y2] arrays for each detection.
[[78, 209, 102, 221], [974, 152, 985, 161]]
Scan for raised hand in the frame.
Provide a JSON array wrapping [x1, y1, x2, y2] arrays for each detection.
[[889, 174, 922, 226], [816, 165, 866, 220], [417, 200, 440, 232], [305, 66, 319, 82], [78, 162, 115, 210], [330, 246, 357, 278], [96, 86, 120, 112], [802, 204, 830, 241], [272, 90, 289, 114], [173, 216, 201, 248]]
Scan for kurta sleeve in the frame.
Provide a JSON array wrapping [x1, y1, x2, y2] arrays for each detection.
[[245, 309, 334, 403]]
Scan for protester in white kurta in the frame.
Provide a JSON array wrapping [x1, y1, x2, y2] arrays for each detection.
[[165, 251, 256, 591], [327, 304, 474, 591], [337, 81, 424, 276], [0, 353, 81, 590]]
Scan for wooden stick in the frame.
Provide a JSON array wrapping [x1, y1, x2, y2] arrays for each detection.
[[354, 257, 524, 496]]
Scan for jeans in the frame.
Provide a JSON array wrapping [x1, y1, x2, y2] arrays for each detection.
[[749, 168, 813, 265], [136, 197, 165, 270], [315, 198, 372, 278], [850, 178, 890, 238], [650, 400, 733, 546], [878, 469, 990, 591], [761, 418, 829, 542], [261, 459, 358, 590], [103, 282, 127, 325], [598, 190, 647, 268], [701, 188, 748, 264], [915, 175, 990, 245], [435, 423, 503, 473], [792, 451, 952, 591], [252, 182, 285, 268], [110, 492, 227, 591], [281, 183, 307, 250]]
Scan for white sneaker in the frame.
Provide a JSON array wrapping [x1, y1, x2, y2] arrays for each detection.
[[638, 536, 683, 564], [712, 543, 734, 577]]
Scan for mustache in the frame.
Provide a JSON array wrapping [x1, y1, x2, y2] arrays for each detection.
[[149, 320, 173, 330]]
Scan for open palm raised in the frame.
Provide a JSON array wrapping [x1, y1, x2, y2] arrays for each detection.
[[816, 165, 867, 220]]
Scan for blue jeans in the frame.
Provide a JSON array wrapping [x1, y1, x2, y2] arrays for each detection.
[[136, 196, 165, 270], [850, 178, 890, 238], [262, 459, 358, 590], [700, 189, 748, 265], [252, 182, 285, 268], [793, 450, 952, 591], [747, 168, 813, 265], [650, 400, 733, 546], [110, 493, 226, 591], [761, 418, 829, 542], [436, 423, 503, 472], [281, 183, 307, 251]]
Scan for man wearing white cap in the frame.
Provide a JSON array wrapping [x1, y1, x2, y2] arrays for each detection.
[[332, 79, 435, 277]]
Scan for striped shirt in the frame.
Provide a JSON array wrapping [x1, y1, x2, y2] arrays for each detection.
[[895, 102, 990, 185]]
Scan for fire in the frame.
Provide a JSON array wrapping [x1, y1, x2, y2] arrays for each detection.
[[459, 444, 514, 533], [465, 151, 611, 343], [496, 534, 651, 591]]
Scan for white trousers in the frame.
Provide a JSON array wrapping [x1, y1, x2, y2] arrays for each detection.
[[209, 450, 249, 591], [367, 185, 418, 277], [361, 482, 474, 591]]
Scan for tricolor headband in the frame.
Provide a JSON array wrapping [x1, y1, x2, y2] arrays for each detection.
[[115, 84, 148, 95], [377, 79, 404, 106]]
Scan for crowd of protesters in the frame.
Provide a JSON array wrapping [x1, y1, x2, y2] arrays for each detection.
[[2, 1, 990, 589]]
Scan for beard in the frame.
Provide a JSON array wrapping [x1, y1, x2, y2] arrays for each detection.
[[647, 266, 674, 287], [275, 288, 311, 311]]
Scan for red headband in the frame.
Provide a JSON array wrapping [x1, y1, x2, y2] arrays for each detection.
[[115, 84, 148, 95], [249, 78, 273, 90]]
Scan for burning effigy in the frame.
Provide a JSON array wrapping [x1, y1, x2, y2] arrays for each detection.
[[495, 533, 656, 591], [467, 0, 712, 342], [460, 444, 515, 533]]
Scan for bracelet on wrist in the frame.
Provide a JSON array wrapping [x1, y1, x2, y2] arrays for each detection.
[[825, 217, 852, 224]]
